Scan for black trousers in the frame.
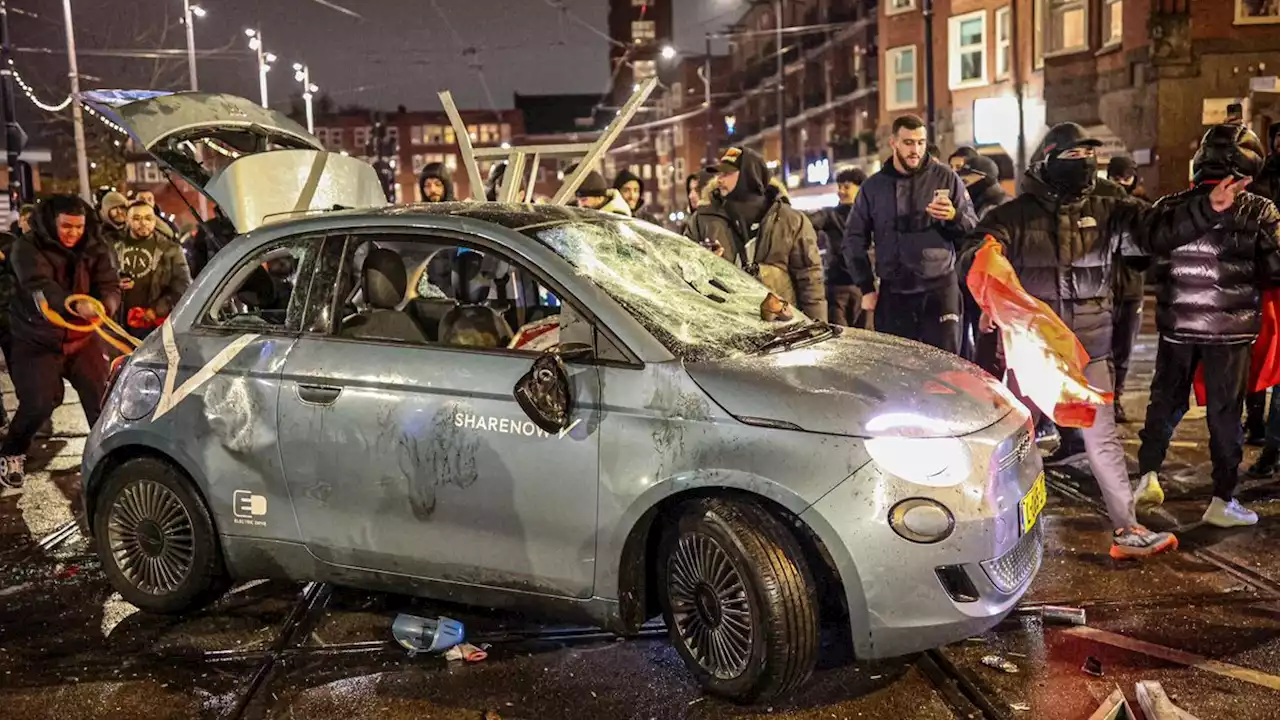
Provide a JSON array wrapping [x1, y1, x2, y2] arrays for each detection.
[[1112, 298, 1142, 397], [1137, 339, 1251, 501], [827, 285, 865, 329], [0, 339, 110, 458], [875, 282, 961, 354]]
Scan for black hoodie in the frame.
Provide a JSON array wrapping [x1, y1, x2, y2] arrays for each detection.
[[11, 198, 121, 352], [613, 168, 661, 224], [418, 162, 456, 202]]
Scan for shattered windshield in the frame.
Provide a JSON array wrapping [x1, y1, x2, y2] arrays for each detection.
[[529, 219, 808, 360]]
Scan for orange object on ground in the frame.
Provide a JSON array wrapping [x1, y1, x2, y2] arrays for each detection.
[[1192, 287, 1280, 405], [965, 237, 1112, 428]]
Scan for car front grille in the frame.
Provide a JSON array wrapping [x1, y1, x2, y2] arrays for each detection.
[[996, 425, 1033, 473], [981, 521, 1043, 594]]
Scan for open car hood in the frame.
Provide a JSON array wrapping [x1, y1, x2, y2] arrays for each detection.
[[685, 331, 1019, 439], [82, 90, 388, 233]]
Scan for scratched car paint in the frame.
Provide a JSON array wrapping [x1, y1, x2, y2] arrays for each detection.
[[81, 92, 1045, 703]]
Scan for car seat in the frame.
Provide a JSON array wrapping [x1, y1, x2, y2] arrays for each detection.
[[438, 250, 514, 348], [340, 248, 428, 344]]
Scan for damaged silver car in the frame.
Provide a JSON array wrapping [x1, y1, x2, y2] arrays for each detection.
[[83, 92, 1045, 703]]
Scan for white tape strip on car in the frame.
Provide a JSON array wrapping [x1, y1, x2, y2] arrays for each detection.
[[152, 322, 262, 421]]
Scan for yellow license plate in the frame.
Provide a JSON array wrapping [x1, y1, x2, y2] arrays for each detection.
[[1020, 473, 1047, 535]]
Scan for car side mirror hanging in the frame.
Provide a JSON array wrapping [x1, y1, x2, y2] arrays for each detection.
[[514, 351, 573, 434]]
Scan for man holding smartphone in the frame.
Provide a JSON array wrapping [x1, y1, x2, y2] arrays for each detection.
[[842, 114, 976, 352]]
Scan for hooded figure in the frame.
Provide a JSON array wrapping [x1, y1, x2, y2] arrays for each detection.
[[418, 162, 455, 203], [952, 153, 1011, 368], [1135, 123, 1280, 530], [568, 166, 631, 216], [956, 154, 1010, 221], [684, 146, 827, 321], [613, 168, 660, 225], [1104, 154, 1152, 423], [98, 191, 129, 245], [807, 167, 867, 328], [960, 121, 1246, 559], [2, 195, 122, 490]]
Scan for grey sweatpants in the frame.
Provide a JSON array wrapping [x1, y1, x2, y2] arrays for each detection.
[[1014, 358, 1137, 530]]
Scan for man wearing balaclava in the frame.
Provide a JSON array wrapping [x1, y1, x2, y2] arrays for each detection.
[[418, 162, 455, 203], [684, 146, 826, 322], [843, 115, 977, 352], [959, 121, 1253, 560], [1134, 123, 1280, 530], [1106, 155, 1151, 425]]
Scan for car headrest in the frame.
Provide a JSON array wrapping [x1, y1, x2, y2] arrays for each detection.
[[450, 250, 508, 305], [363, 247, 407, 310]]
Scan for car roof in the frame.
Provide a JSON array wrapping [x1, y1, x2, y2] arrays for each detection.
[[265, 201, 628, 235]]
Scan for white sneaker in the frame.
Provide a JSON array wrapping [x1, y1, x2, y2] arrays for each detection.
[[1134, 472, 1165, 508], [1202, 497, 1258, 528]]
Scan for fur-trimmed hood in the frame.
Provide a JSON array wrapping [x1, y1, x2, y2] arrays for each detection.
[[592, 188, 633, 217], [695, 175, 791, 209]]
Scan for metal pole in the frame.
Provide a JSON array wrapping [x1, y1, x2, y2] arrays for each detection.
[[1009, 0, 1027, 179], [62, 0, 90, 202], [183, 0, 198, 91], [923, 0, 937, 142], [256, 33, 268, 108], [302, 66, 314, 133], [703, 33, 712, 165], [1, 2, 30, 209], [775, 0, 787, 179]]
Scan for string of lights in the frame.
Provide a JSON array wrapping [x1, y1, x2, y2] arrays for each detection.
[[7, 59, 71, 112]]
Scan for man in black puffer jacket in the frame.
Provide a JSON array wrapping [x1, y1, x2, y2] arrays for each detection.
[[1134, 123, 1280, 529], [960, 122, 1250, 560]]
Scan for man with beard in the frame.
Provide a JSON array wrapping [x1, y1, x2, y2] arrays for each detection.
[[1107, 155, 1151, 424], [1, 195, 120, 490], [1133, 123, 1280, 527], [98, 191, 129, 245], [808, 167, 867, 327], [113, 201, 192, 339], [685, 146, 826, 322], [130, 189, 178, 239], [843, 115, 977, 352], [961, 122, 1252, 559], [419, 162, 455, 203], [613, 169, 661, 225]]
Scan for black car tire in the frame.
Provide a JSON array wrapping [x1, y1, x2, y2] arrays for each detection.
[[93, 457, 229, 614], [657, 497, 819, 703]]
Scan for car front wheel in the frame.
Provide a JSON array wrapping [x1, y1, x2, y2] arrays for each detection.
[[93, 457, 229, 613], [657, 497, 819, 703]]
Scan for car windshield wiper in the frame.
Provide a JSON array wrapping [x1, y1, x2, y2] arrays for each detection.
[[755, 321, 838, 354]]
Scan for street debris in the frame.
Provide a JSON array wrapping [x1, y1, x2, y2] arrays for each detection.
[[1086, 687, 1131, 720], [445, 642, 489, 663], [1082, 656, 1105, 677], [1041, 605, 1087, 626], [392, 613, 465, 657], [1136, 681, 1201, 720], [1009, 702, 1031, 712], [980, 655, 1019, 674]]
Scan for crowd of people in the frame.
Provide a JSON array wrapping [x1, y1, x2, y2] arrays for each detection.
[[1, 121, 1277, 566], [678, 114, 1278, 561]]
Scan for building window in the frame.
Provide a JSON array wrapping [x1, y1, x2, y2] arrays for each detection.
[[386, 126, 399, 144], [444, 153, 457, 171], [466, 125, 479, 143], [632, 20, 656, 43], [444, 126, 456, 145], [674, 122, 685, 148], [885, 46, 917, 111], [995, 7, 1012, 80], [633, 60, 657, 81], [948, 11, 988, 89], [314, 127, 328, 144], [642, 163, 653, 180], [500, 123, 512, 141], [479, 123, 501, 144], [412, 154, 426, 174], [354, 126, 370, 149], [1044, 0, 1088, 56], [1103, 0, 1122, 47], [410, 126, 423, 145], [424, 125, 445, 144], [675, 157, 686, 182], [887, 0, 917, 15]]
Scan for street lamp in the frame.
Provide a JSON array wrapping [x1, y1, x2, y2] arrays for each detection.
[[294, 63, 317, 133], [244, 28, 273, 108], [660, 45, 677, 60], [181, 2, 203, 90]]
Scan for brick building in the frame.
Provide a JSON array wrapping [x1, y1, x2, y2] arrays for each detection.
[[1043, 0, 1280, 197], [716, 0, 881, 209], [608, 0, 675, 108]]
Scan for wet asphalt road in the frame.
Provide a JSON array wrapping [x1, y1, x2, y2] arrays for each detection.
[[4, 315, 1280, 719]]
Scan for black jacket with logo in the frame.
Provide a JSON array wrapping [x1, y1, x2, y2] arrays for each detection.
[[960, 169, 1223, 358], [1152, 187, 1280, 344]]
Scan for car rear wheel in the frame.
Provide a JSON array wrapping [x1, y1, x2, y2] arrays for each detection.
[[93, 457, 229, 613], [657, 497, 819, 703]]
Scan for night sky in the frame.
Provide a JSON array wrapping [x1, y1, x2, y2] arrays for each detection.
[[11, 0, 743, 129]]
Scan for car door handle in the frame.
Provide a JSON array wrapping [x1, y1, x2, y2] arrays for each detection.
[[296, 383, 342, 406]]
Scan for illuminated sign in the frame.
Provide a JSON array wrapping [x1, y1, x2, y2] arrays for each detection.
[[805, 158, 830, 185]]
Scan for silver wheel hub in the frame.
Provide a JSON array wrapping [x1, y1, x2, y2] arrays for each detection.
[[107, 480, 196, 595], [668, 533, 753, 680]]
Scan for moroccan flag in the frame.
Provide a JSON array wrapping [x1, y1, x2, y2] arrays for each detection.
[[966, 237, 1112, 428]]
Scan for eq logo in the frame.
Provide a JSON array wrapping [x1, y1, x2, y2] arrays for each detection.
[[233, 490, 269, 527]]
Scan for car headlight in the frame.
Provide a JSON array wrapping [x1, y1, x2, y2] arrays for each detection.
[[118, 369, 163, 421], [889, 498, 955, 543], [864, 435, 971, 487]]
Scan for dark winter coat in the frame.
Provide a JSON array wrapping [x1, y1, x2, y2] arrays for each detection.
[[1104, 176, 1152, 302], [613, 169, 662, 225], [11, 199, 121, 353], [1255, 154, 1280, 207], [183, 214, 237, 278], [0, 231, 17, 334], [685, 175, 827, 322], [960, 168, 1224, 359], [843, 155, 978, 294], [808, 203, 855, 286], [1151, 186, 1280, 344], [111, 231, 192, 318], [968, 178, 1011, 222]]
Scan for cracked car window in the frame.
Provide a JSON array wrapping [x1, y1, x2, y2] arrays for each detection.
[[531, 220, 806, 360]]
